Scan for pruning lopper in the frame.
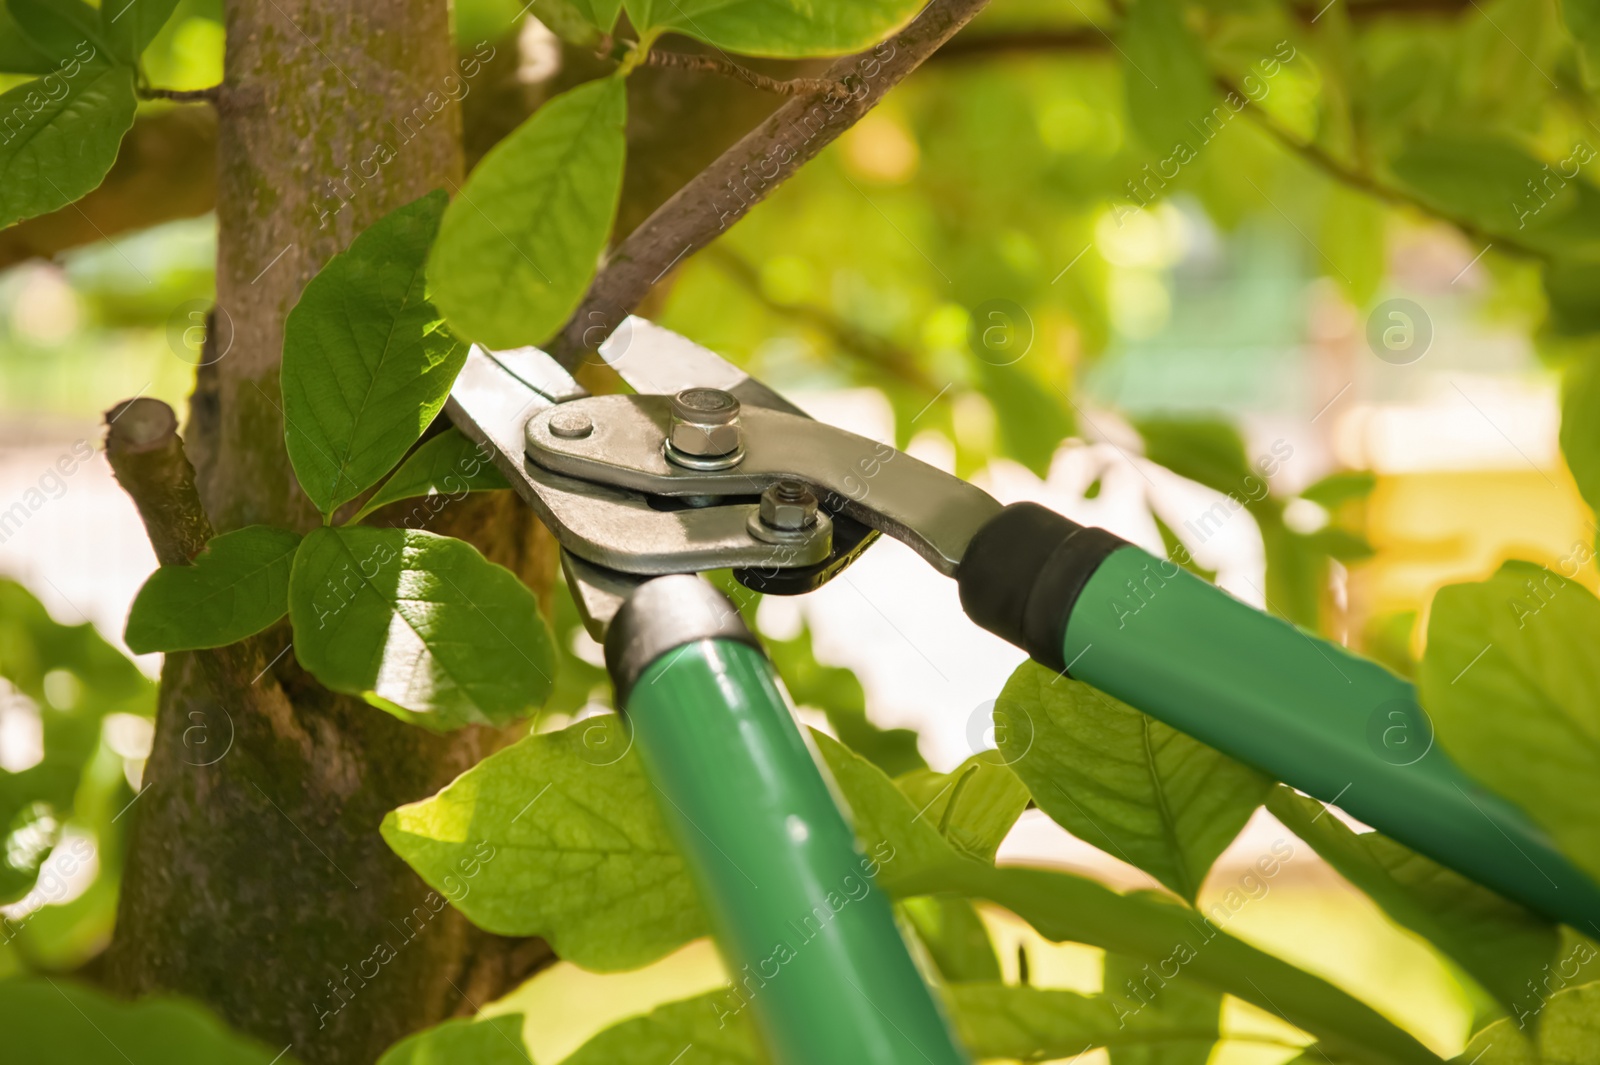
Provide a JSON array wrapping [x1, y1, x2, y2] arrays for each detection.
[[447, 318, 1600, 1065]]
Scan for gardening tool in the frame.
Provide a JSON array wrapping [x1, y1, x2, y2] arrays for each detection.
[[445, 317, 1600, 1065]]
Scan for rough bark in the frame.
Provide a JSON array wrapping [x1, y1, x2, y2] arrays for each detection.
[[104, 5, 555, 1064]]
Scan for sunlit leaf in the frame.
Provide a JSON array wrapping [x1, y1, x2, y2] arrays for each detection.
[[1103, 953, 1220, 1065], [1417, 561, 1600, 885], [997, 662, 1271, 902], [623, 0, 922, 57], [288, 526, 554, 729], [896, 755, 1030, 863], [1457, 979, 1600, 1063], [376, 1014, 531, 1065], [429, 77, 626, 350], [382, 714, 707, 970], [1269, 785, 1559, 1019], [901, 895, 1001, 983], [1560, 356, 1600, 514]]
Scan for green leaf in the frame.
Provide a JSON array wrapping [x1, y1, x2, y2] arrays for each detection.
[[554, 982, 1259, 1065], [1299, 471, 1377, 509], [381, 714, 707, 970], [1457, 980, 1600, 1064], [100, 0, 180, 63], [1102, 954, 1220, 1065], [387, 717, 1439, 1065], [1388, 135, 1600, 255], [0, 63, 137, 229], [900, 896, 1001, 982], [1561, 0, 1600, 86], [282, 190, 467, 517], [622, 0, 922, 57], [560, 992, 760, 1064], [895, 755, 1030, 863], [998, 662, 1272, 902], [560, 0, 622, 35], [975, 359, 1074, 478], [1268, 785, 1559, 1018], [1561, 357, 1600, 515], [124, 526, 302, 653], [820, 735, 1442, 1065], [0, 578, 153, 901], [0, 978, 298, 1064], [377, 1014, 531, 1065], [1545, 260, 1600, 337], [429, 77, 626, 350], [1301, 525, 1375, 564], [1136, 417, 1259, 500], [352, 428, 509, 523], [766, 621, 924, 776], [0, 6, 55, 73], [1417, 561, 1600, 885], [288, 526, 554, 729], [5, 0, 109, 62], [1120, 0, 1216, 155], [951, 982, 1221, 1064]]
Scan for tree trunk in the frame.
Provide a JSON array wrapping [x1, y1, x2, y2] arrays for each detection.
[[104, 4, 555, 1063]]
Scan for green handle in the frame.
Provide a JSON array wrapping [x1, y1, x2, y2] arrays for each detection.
[[956, 503, 1600, 929], [612, 579, 968, 1065], [1063, 545, 1600, 928]]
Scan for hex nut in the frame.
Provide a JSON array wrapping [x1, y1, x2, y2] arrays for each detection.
[[759, 481, 818, 531], [668, 388, 743, 458]]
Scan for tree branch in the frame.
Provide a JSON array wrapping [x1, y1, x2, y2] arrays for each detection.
[[641, 50, 846, 97], [104, 398, 214, 567], [547, 0, 994, 368], [1216, 74, 1546, 260]]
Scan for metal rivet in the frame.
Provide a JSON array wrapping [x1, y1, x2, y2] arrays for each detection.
[[548, 408, 594, 440]]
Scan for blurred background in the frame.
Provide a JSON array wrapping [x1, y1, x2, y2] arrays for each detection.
[[1, 0, 1592, 1060]]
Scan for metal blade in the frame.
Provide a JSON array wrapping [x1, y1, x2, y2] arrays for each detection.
[[598, 316, 809, 417], [478, 344, 586, 405]]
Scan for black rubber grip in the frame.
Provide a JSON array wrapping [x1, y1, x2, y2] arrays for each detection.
[[604, 575, 764, 707], [956, 503, 1128, 672]]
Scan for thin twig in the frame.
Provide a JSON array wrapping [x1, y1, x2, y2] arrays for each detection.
[[1216, 73, 1546, 260], [547, 0, 993, 368], [139, 86, 222, 104], [642, 50, 847, 97]]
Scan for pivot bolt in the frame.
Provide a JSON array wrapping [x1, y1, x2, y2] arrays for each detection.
[[668, 388, 743, 461], [759, 481, 818, 531]]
